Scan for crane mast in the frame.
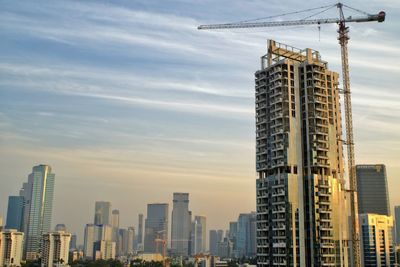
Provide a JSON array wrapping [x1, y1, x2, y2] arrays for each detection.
[[198, 3, 385, 267]]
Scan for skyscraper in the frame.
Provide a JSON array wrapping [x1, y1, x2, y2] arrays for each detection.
[[94, 201, 111, 225], [395, 206, 400, 245], [209, 230, 223, 256], [171, 193, 191, 256], [144, 203, 168, 253], [255, 40, 349, 266], [191, 215, 207, 255], [24, 165, 56, 260], [127, 226, 135, 255], [357, 164, 390, 216], [359, 213, 395, 266], [41, 231, 71, 267], [84, 224, 97, 259], [236, 212, 256, 257], [5, 196, 24, 231], [137, 214, 144, 251], [111, 210, 120, 228]]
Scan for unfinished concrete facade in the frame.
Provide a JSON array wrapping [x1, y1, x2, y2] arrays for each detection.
[[255, 40, 350, 266]]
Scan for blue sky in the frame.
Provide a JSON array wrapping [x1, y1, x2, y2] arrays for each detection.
[[1, 0, 399, 243]]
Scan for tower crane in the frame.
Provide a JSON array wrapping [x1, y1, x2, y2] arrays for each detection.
[[198, 3, 385, 267]]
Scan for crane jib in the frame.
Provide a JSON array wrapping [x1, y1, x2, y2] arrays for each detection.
[[197, 12, 385, 30]]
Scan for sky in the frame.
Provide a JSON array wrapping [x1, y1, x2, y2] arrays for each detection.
[[0, 0, 399, 245]]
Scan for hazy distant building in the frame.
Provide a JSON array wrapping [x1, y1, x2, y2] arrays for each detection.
[[93, 240, 116, 260], [357, 164, 390, 216], [117, 229, 128, 256], [191, 216, 207, 255], [0, 217, 2, 231], [217, 238, 233, 259], [360, 213, 395, 266], [0, 229, 24, 267], [144, 204, 168, 253], [83, 224, 97, 258], [395, 206, 400, 245], [209, 230, 224, 256], [171, 193, 191, 256], [127, 227, 135, 255], [236, 212, 256, 257], [5, 196, 24, 232], [23, 165, 56, 260], [136, 214, 144, 251], [94, 201, 111, 225], [41, 231, 71, 267], [70, 234, 77, 250], [55, 224, 67, 232], [111, 210, 119, 228], [255, 40, 349, 266]]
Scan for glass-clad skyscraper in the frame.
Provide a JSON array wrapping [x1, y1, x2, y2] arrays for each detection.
[[5, 196, 24, 231], [356, 164, 390, 216], [24, 165, 55, 260], [255, 40, 350, 266]]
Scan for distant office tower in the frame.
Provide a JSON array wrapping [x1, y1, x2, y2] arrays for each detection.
[[117, 229, 128, 256], [0, 217, 2, 230], [84, 224, 97, 259], [0, 229, 24, 267], [41, 231, 71, 267], [236, 212, 256, 257], [111, 210, 119, 243], [94, 201, 111, 225], [359, 214, 395, 266], [5, 196, 24, 231], [228, 222, 237, 253], [191, 215, 207, 255], [395, 206, 400, 245], [171, 193, 191, 256], [144, 203, 168, 253], [70, 234, 77, 250], [209, 230, 224, 256], [255, 40, 349, 266], [127, 227, 135, 255], [55, 224, 67, 232], [98, 224, 113, 241], [137, 214, 144, 250], [357, 164, 390, 215], [111, 210, 119, 228], [93, 240, 116, 260], [217, 237, 233, 259], [23, 165, 56, 260]]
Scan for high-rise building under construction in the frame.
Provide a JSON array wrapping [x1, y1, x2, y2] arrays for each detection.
[[255, 40, 350, 266]]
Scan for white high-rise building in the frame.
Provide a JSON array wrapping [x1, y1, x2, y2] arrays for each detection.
[[171, 193, 191, 256], [0, 229, 24, 267], [191, 215, 206, 255], [93, 240, 115, 260], [41, 231, 71, 267], [359, 214, 396, 266], [84, 224, 96, 259]]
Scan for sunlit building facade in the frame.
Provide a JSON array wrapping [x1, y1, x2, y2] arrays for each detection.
[[255, 40, 349, 266]]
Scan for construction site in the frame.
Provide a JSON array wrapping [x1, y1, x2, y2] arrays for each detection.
[[198, 2, 387, 267]]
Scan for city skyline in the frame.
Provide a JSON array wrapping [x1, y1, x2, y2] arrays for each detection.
[[1, 0, 399, 248]]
